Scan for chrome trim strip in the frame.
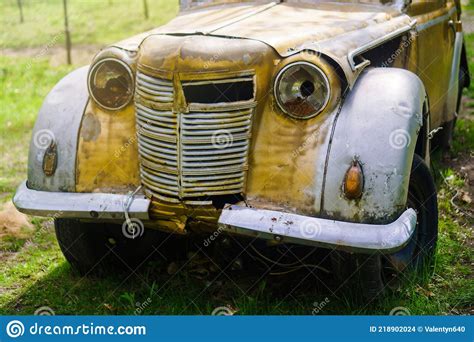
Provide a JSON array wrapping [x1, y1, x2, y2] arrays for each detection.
[[446, 31, 464, 118], [347, 20, 417, 71], [218, 205, 417, 253], [416, 7, 457, 33], [182, 76, 254, 86], [13, 181, 150, 220]]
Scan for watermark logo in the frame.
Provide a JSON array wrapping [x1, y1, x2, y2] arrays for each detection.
[[211, 306, 234, 316], [33, 129, 55, 150], [381, 225, 402, 248], [6, 320, 25, 338], [34, 306, 55, 316], [300, 219, 321, 239], [312, 297, 330, 315], [122, 218, 145, 239], [389, 306, 411, 316], [134, 298, 152, 315], [389, 129, 411, 150], [212, 129, 233, 149], [203, 227, 224, 247]]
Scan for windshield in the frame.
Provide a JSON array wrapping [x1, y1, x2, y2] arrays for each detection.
[[180, 0, 404, 10]]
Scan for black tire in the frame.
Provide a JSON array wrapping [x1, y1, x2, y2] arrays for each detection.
[[55, 219, 167, 275], [331, 154, 438, 298]]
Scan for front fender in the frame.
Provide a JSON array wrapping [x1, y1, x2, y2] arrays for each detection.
[[27, 66, 89, 192], [321, 68, 426, 223]]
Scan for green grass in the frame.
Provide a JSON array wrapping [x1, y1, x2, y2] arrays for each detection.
[[0, 0, 178, 49], [0, 56, 74, 193], [0, 2, 472, 316], [0, 174, 472, 315]]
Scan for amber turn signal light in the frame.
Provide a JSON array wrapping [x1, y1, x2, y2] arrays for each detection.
[[42, 141, 58, 177], [343, 159, 363, 199]]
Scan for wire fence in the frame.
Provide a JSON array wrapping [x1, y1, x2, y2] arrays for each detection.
[[13, 0, 152, 64]]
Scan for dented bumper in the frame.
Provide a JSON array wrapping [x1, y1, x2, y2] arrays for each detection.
[[13, 181, 150, 220], [218, 205, 417, 253], [14, 180, 416, 253]]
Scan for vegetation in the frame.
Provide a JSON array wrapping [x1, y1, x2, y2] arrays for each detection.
[[0, 0, 178, 49], [0, 1, 472, 315]]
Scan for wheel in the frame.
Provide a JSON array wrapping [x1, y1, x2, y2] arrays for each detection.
[[331, 154, 438, 298], [55, 219, 167, 275]]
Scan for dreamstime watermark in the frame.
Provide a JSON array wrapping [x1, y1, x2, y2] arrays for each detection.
[[24, 9, 86, 70], [203, 226, 224, 247], [381, 32, 418, 68], [6, 320, 24, 338], [25, 31, 65, 71], [121, 218, 145, 239], [389, 129, 411, 150], [114, 120, 151, 159], [203, 45, 227, 70], [312, 297, 330, 315], [5, 320, 146, 337], [300, 219, 322, 239], [134, 298, 152, 315], [291, 129, 319, 160], [33, 129, 55, 149], [23, 209, 64, 247], [34, 306, 55, 316], [212, 129, 233, 149], [202, 38, 242, 69], [381, 224, 403, 248], [211, 306, 235, 316], [389, 306, 411, 316]]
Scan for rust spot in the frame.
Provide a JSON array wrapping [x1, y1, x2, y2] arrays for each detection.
[[81, 112, 101, 142]]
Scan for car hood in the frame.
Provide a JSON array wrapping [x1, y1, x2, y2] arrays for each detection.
[[112, 1, 413, 86]]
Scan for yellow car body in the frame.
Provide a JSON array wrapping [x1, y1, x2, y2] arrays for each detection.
[[14, 0, 469, 253]]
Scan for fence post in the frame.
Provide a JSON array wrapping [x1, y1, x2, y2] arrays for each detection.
[[63, 0, 72, 65], [143, 0, 149, 19], [17, 0, 24, 23]]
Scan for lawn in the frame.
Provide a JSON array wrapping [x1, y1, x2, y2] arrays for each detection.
[[0, 0, 178, 49], [0, 2, 472, 315]]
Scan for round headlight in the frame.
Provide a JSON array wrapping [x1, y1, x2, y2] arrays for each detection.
[[88, 58, 134, 110], [274, 62, 330, 119]]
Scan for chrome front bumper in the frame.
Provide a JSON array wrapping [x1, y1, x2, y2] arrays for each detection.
[[218, 205, 417, 253], [14, 181, 416, 253], [13, 181, 150, 220]]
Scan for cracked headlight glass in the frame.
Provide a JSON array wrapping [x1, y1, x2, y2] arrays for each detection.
[[274, 61, 330, 119], [88, 58, 134, 110]]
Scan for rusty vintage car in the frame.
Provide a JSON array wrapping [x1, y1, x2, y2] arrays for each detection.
[[14, 0, 470, 296]]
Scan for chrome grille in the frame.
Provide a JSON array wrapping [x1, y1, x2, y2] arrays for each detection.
[[136, 105, 179, 201], [180, 108, 252, 197], [136, 71, 173, 103], [135, 70, 254, 203]]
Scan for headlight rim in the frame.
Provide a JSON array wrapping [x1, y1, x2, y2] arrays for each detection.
[[274, 61, 331, 120], [87, 57, 134, 111]]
